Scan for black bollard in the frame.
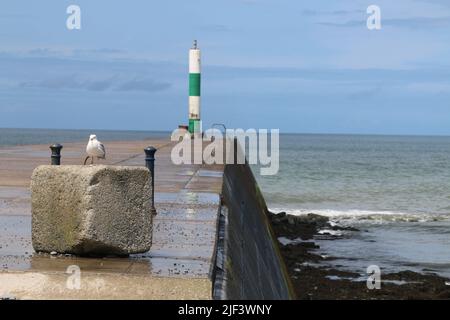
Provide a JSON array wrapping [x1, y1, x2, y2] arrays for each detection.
[[50, 144, 63, 165], [144, 146, 157, 215]]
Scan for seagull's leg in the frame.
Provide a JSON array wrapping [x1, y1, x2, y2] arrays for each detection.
[[83, 156, 90, 165], [91, 157, 94, 165]]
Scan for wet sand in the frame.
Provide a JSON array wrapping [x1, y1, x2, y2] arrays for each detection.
[[269, 212, 450, 300]]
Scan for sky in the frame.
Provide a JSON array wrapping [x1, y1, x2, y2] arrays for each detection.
[[0, 0, 450, 135]]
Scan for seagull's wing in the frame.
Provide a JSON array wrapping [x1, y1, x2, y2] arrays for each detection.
[[98, 142, 106, 159]]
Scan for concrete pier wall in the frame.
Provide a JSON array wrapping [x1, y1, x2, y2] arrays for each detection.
[[0, 139, 293, 300], [215, 163, 295, 300]]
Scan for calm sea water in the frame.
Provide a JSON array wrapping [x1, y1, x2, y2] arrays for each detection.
[[0, 128, 170, 146], [254, 134, 450, 278]]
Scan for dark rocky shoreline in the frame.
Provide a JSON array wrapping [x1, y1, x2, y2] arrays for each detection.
[[269, 211, 450, 300]]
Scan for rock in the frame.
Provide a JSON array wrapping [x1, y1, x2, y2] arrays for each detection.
[[283, 213, 329, 227], [287, 216, 296, 225], [305, 213, 329, 226], [275, 212, 286, 218], [270, 211, 288, 224], [31, 165, 153, 256], [0, 294, 16, 300], [331, 225, 359, 232]]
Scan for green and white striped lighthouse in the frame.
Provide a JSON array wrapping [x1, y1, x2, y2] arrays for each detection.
[[188, 40, 201, 134]]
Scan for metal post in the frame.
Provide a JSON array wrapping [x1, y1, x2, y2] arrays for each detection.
[[144, 146, 157, 216], [50, 144, 63, 165]]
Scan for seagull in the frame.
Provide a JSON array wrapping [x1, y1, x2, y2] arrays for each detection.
[[84, 134, 106, 165]]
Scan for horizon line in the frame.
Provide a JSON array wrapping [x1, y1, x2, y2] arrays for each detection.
[[1, 127, 450, 138]]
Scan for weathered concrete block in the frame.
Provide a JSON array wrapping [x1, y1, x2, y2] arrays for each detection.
[[31, 165, 153, 256]]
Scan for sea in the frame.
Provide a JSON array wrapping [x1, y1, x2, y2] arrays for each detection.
[[1, 128, 449, 278], [253, 134, 450, 278], [0, 128, 169, 146]]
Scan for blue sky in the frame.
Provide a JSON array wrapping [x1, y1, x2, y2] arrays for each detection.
[[0, 0, 450, 135]]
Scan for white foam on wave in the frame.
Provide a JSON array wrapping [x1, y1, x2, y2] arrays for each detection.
[[318, 229, 343, 236], [277, 237, 301, 246], [269, 208, 450, 224]]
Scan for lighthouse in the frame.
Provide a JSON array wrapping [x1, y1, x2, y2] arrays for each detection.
[[188, 40, 201, 134]]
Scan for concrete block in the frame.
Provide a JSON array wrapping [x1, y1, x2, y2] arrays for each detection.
[[31, 165, 153, 256]]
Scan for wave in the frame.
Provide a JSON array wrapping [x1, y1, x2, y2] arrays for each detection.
[[269, 208, 450, 224]]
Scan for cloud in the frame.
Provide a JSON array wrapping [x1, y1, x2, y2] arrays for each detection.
[[208, 65, 450, 83], [71, 48, 129, 60], [347, 86, 383, 100], [86, 78, 116, 91], [317, 16, 450, 29], [19, 47, 130, 61], [115, 78, 171, 92], [383, 16, 450, 28], [302, 9, 364, 16], [83, 48, 125, 54], [19, 75, 171, 93], [0, 12, 32, 19], [20, 76, 82, 90], [316, 20, 362, 28], [239, 0, 260, 5], [26, 48, 67, 57], [200, 24, 233, 32], [405, 82, 450, 94], [414, 0, 450, 8]]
